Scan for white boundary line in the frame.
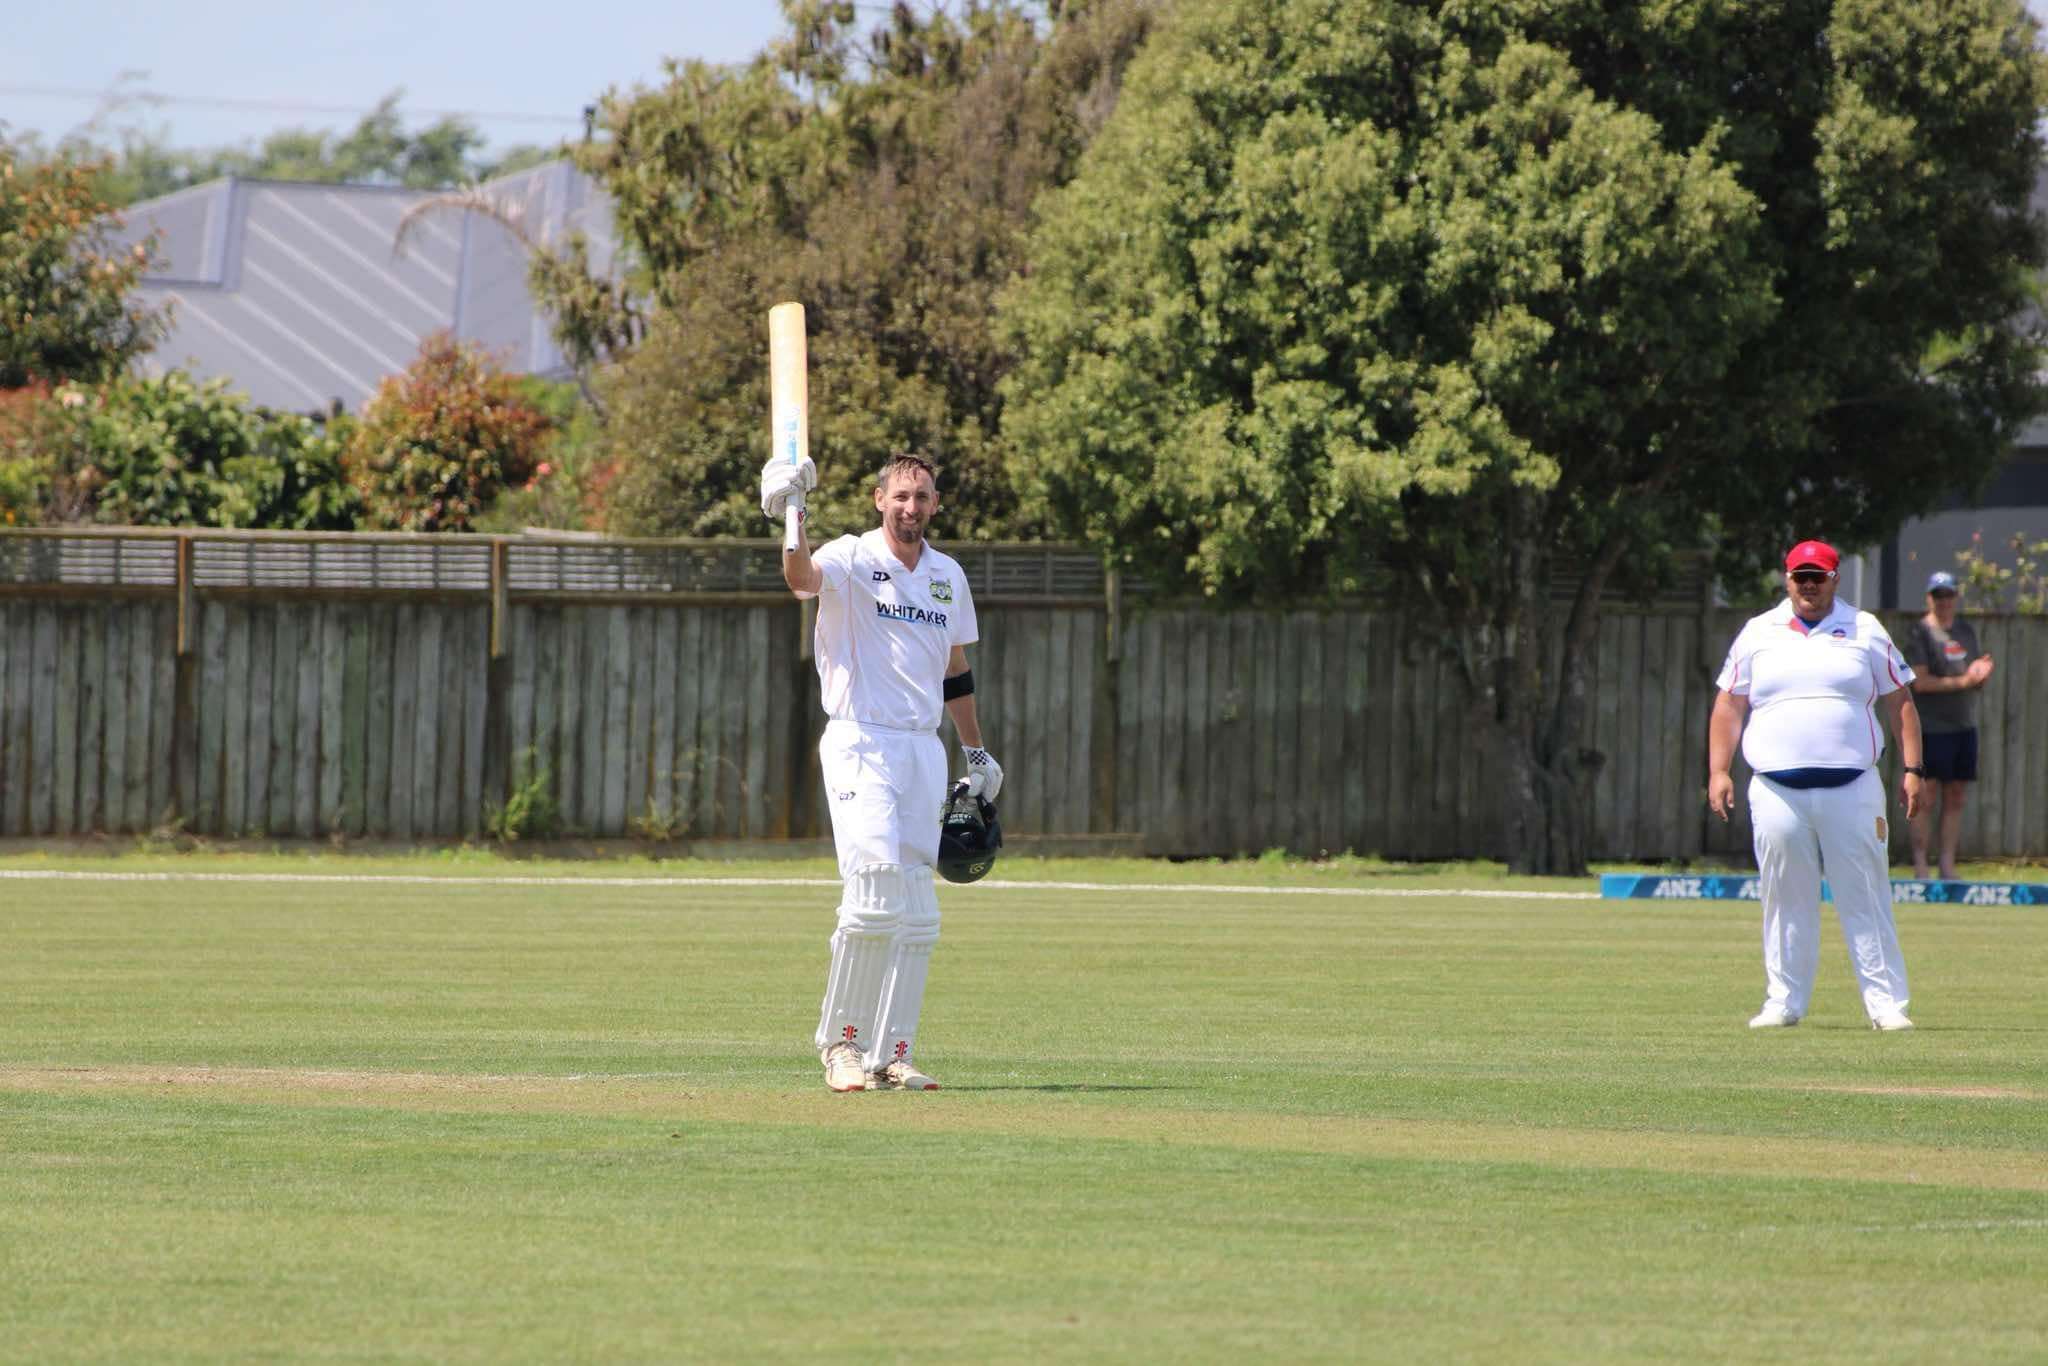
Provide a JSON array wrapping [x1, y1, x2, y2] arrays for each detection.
[[0, 869, 1599, 900]]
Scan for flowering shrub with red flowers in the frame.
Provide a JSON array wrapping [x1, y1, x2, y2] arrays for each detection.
[[345, 334, 552, 533]]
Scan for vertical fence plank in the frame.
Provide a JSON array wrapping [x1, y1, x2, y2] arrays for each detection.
[[673, 607, 701, 837], [407, 605, 439, 836], [362, 607, 393, 837], [0, 603, 19, 835], [341, 607, 370, 836], [269, 606, 298, 837], [625, 605, 654, 832], [584, 607, 614, 832], [554, 607, 584, 830], [292, 604, 320, 837], [386, 604, 417, 840], [529, 608, 561, 820], [649, 608, 677, 828], [77, 607, 105, 833], [220, 604, 250, 836], [101, 607, 130, 833], [1429, 641, 1462, 861], [50, 606, 79, 835], [147, 602, 175, 830], [507, 604, 536, 805], [243, 607, 275, 834], [2023, 619, 2047, 862], [1066, 607, 1097, 837], [461, 610, 487, 838], [1129, 615, 1161, 849], [603, 605, 631, 836], [317, 606, 344, 834]]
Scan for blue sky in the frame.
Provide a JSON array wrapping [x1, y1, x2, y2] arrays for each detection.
[[0, 1, 819, 156], [5, 1, 2044, 160]]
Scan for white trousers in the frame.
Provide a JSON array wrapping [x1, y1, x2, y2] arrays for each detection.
[[1748, 770, 1909, 1020], [813, 721, 948, 1068], [818, 721, 946, 878]]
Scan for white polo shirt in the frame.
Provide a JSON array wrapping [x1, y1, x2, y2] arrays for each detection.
[[802, 530, 978, 732], [1715, 598, 1913, 772]]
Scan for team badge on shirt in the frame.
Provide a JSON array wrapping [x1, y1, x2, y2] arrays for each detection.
[[929, 578, 953, 603]]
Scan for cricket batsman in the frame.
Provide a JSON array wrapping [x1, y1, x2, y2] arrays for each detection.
[[762, 450, 1001, 1091], [1706, 539, 1924, 1031]]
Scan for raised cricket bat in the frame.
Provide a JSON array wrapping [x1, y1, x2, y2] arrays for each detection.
[[768, 302, 809, 553]]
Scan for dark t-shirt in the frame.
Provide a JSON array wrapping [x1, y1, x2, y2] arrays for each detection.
[[1904, 616, 1982, 734]]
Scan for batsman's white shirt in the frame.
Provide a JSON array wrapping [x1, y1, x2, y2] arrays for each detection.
[[802, 530, 977, 876], [1714, 598, 1913, 770], [803, 530, 978, 732]]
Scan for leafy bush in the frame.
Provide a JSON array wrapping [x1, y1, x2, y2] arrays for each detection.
[[1, 143, 167, 387], [81, 371, 359, 529], [471, 378, 605, 534], [345, 334, 551, 533], [0, 373, 360, 529]]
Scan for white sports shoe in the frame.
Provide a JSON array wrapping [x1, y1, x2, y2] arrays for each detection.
[[873, 1041, 938, 1090], [874, 1060, 939, 1091], [1748, 1004, 1800, 1029], [1871, 1010, 1915, 1032], [822, 1039, 868, 1092]]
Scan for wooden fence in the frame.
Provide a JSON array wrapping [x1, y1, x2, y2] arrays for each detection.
[[2, 528, 2043, 859]]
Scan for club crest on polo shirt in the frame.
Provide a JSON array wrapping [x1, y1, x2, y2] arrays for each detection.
[[929, 577, 953, 603]]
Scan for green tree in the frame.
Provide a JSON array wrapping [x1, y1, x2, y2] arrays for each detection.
[[0, 143, 166, 386], [63, 94, 557, 207], [578, 0, 1159, 539], [0, 372, 358, 529], [1000, 0, 2048, 872], [345, 334, 552, 532], [75, 372, 359, 530]]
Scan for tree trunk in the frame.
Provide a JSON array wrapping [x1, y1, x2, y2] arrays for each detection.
[[1473, 492, 1621, 877]]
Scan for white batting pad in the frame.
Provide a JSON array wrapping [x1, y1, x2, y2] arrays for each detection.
[[814, 863, 906, 1057], [870, 864, 942, 1070]]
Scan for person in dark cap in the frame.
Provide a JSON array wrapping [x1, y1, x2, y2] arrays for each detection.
[[1904, 570, 1994, 881]]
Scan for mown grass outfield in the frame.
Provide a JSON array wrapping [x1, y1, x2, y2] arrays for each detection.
[[2, 850, 2044, 1363]]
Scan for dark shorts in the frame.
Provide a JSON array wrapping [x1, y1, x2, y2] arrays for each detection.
[[1923, 729, 1978, 783]]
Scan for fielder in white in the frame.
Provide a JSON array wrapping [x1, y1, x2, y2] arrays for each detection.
[[1707, 539, 1924, 1031], [763, 451, 1001, 1091]]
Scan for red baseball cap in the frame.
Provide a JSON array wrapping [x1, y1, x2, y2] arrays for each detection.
[[1784, 539, 1839, 573]]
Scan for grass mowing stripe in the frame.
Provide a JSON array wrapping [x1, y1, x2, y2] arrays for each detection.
[[5, 1065, 2046, 1194], [5, 1091, 2045, 1363], [0, 867, 1597, 899]]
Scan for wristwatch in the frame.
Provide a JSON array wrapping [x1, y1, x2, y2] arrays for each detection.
[[1902, 764, 1926, 777]]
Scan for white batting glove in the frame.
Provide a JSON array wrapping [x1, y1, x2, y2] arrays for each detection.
[[961, 746, 1003, 803], [760, 454, 817, 521]]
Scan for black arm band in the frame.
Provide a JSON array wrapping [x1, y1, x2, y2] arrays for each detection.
[[943, 669, 974, 701]]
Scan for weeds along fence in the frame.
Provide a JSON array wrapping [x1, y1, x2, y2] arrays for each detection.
[[1, 527, 2044, 859]]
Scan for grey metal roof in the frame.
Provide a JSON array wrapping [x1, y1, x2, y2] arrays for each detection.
[[113, 160, 620, 414]]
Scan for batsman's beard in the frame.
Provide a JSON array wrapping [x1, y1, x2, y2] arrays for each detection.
[[887, 510, 929, 551]]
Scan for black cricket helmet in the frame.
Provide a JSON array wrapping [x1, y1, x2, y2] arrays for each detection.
[[937, 779, 1002, 884]]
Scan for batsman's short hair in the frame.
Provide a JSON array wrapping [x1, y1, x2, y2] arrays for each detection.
[[875, 452, 938, 491]]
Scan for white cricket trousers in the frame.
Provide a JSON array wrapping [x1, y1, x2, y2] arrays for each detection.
[[813, 721, 948, 1068], [1748, 770, 1909, 1020]]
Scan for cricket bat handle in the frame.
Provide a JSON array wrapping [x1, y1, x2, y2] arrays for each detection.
[[783, 499, 804, 553]]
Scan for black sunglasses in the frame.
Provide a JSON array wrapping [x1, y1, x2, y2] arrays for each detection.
[[1789, 569, 1833, 585]]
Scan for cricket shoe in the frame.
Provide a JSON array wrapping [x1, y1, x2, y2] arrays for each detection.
[[822, 1033, 868, 1093], [1870, 1010, 1915, 1032], [872, 1042, 938, 1091], [1747, 1004, 1800, 1029]]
